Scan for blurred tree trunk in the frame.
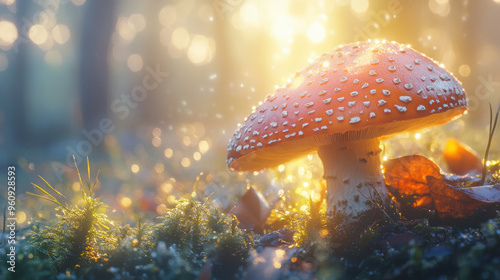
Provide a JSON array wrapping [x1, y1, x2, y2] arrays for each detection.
[[79, 0, 117, 130]]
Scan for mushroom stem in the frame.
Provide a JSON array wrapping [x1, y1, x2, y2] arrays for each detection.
[[318, 138, 388, 219]]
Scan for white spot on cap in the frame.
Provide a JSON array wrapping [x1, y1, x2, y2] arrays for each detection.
[[337, 116, 344, 121], [388, 56, 395, 62], [319, 90, 327, 96], [369, 70, 377, 76], [378, 99, 387, 106], [236, 145, 242, 152], [340, 76, 348, 82], [376, 78, 384, 83], [388, 66, 396, 72], [440, 74, 450, 81], [363, 101, 370, 107], [382, 90, 390, 96], [281, 111, 288, 117], [415, 59, 421, 64], [394, 105, 407, 112], [321, 125, 328, 130], [404, 84, 413, 90], [427, 65, 434, 71], [369, 112, 376, 118], [257, 142, 263, 147], [338, 107, 345, 111], [308, 110, 315, 114], [323, 98, 332, 104], [348, 101, 356, 107], [300, 91, 308, 98], [315, 118, 322, 122], [393, 78, 401, 84], [405, 64, 413, 70], [350, 91, 358, 97], [384, 108, 391, 113], [353, 79, 359, 84], [326, 109, 333, 115], [320, 78, 329, 85], [399, 96, 412, 103], [253, 131, 259, 136], [337, 97, 345, 102], [281, 103, 287, 109], [370, 89, 376, 94], [302, 123, 309, 128], [305, 102, 314, 108], [349, 117, 361, 123], [370, 59, 379, 65], [334, 87, 341, 92], [270, 122, 278, 127], [362, 83, 369, 89], [417, 105, 426, 111], [298, 131, 304, 135]]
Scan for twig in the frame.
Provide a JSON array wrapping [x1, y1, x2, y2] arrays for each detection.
[[480, 104, 500, 186]]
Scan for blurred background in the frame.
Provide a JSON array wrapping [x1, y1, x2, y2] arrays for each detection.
[[1, 0, 500, 226]]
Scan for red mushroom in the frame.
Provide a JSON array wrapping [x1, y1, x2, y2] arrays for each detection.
[[227, 41, 468, 220]]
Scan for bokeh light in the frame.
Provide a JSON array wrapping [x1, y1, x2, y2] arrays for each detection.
[[0, 20, 18, 49]]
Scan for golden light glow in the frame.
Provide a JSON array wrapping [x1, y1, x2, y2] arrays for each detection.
[[116, 17, 136, 42], [171, 27, 190, 49], [130, 14, 146, 32], [459, 64, 471, 77], [17, 211, 26, 224], [429, 0, 450, 17], [198, 140, 210, 153], [131, 164, 140, 173], [29, 24, 48, 45], [187, 35, 215, 65], [127, 54, 143, 72], [351, 0, 369, 14], [121, 197, 132, 208], [193, 152, 201, 161], [154, 163, 164, 173], [0, 20, 18, 49], [278, 165, 285, 172], [164, 148, 173, 158], [152, 136, 161, 147], [415, 133, 421, 140], [153, 127, 162, 137], [72, 182, 81, 192], [307, 22, 326, 43], [239, 2, 260, 27], [52, 24, 71, 44], [181, 157, 191, 167], [161, 183, 173, 193], [156, 204, 168, 215], [159, 5, 177, 27]]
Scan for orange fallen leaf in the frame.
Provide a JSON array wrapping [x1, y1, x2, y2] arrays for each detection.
[[383, 155, 440, 210], [426, 176, 500, 220], [231, 186, 280, 232], [384, 155, 500, 223], [442, 138, 483, 175]]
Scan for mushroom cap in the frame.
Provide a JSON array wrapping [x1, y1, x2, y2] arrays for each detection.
[[227, 41, 468, 171]]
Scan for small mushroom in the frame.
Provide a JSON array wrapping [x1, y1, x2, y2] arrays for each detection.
[[227, 41, 468, 220]]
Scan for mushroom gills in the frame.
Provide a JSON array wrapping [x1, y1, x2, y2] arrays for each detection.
[[318, 138, 389, 219]]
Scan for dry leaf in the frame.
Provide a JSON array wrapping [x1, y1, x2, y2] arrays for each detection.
[[383, 155, 441, 210], [231, 186, 280, 232], [426, 176, 500, 219], [384, 155, 500, 222], [442, 138, 483, 175]]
